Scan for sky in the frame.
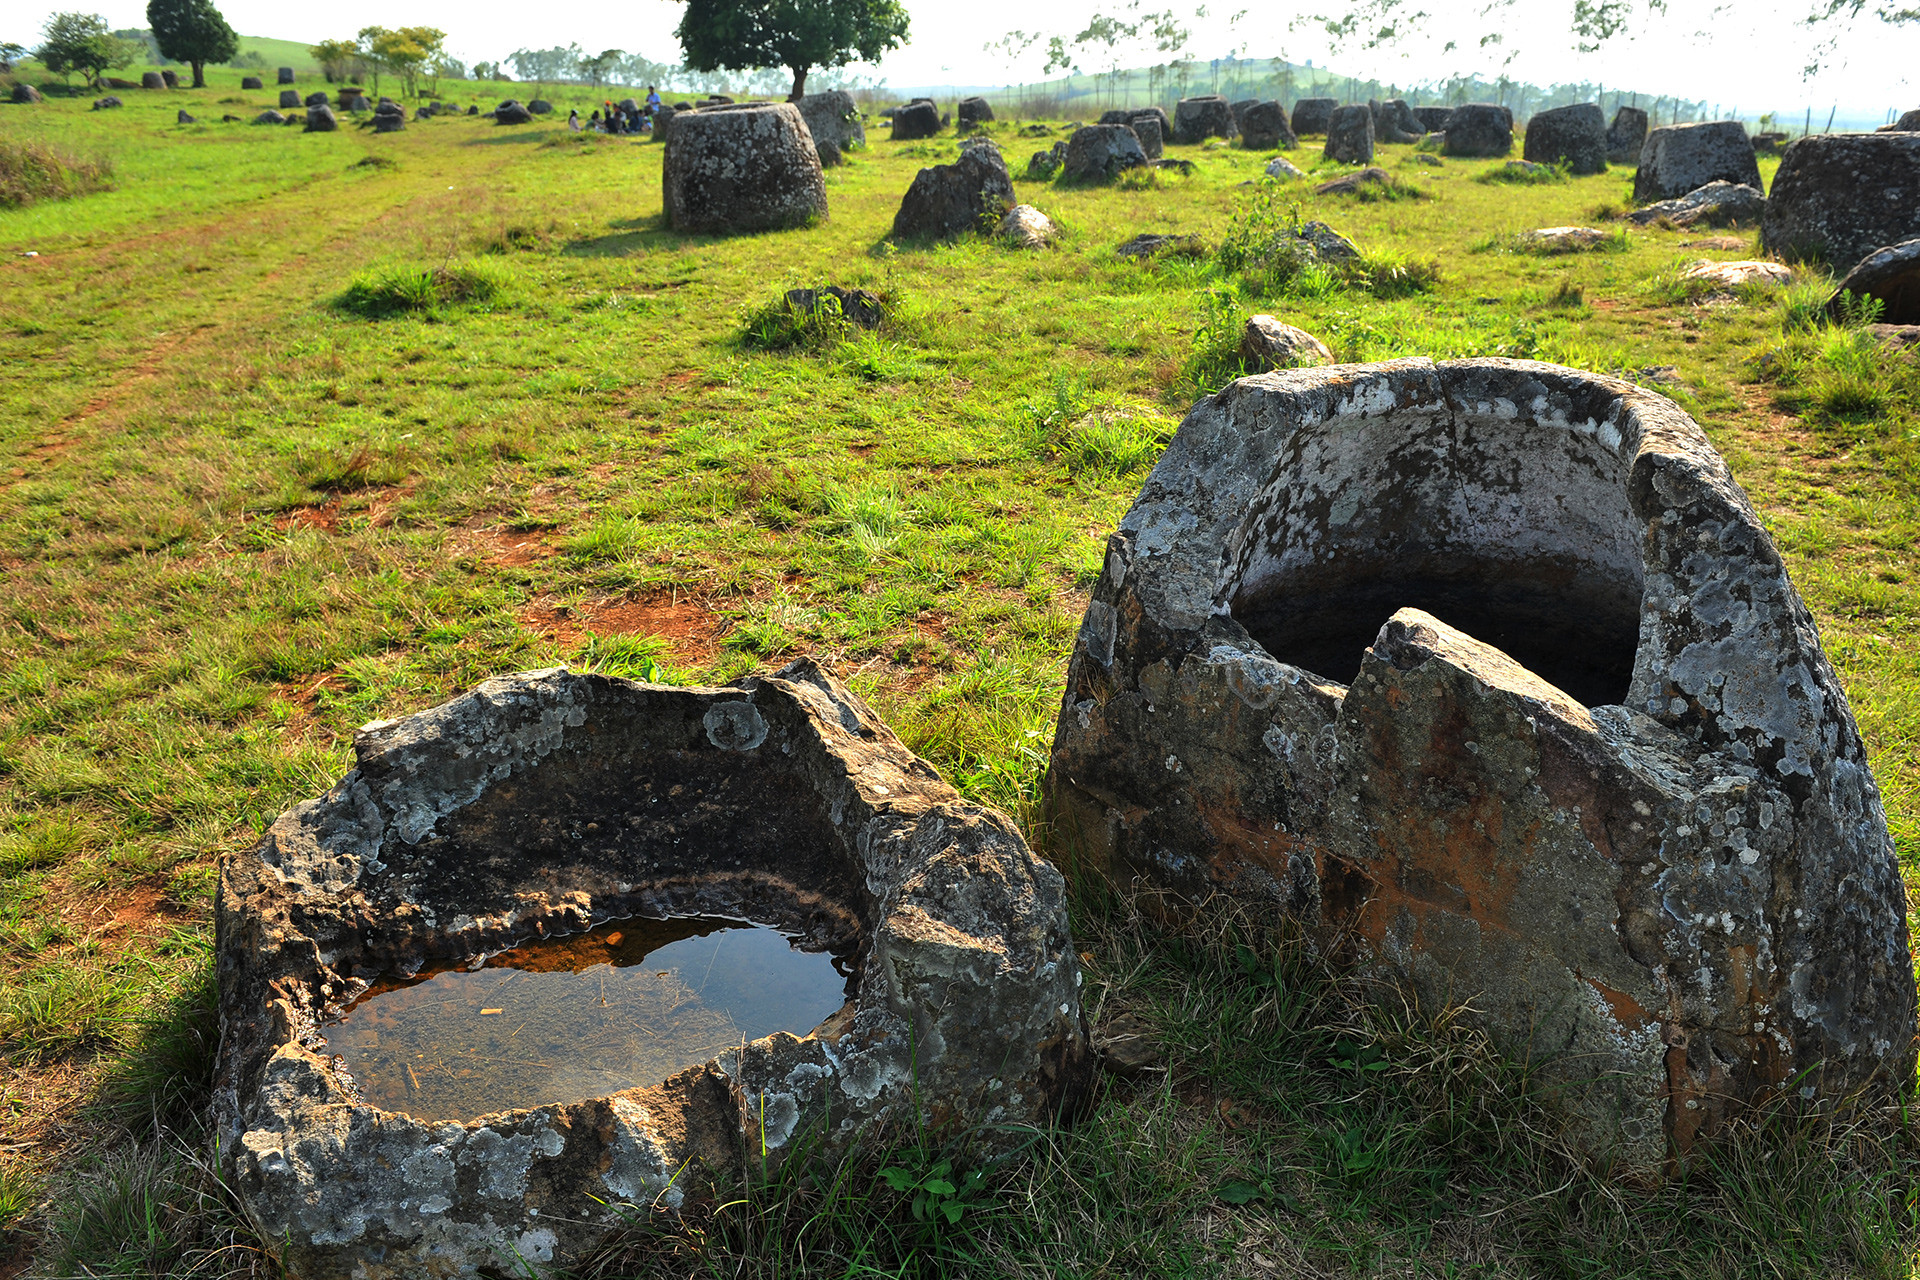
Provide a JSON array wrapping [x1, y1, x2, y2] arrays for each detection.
[[12, 0, 1918, 123]]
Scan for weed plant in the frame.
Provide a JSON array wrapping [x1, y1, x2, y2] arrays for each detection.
[[0, 137, 113, 209], [1477, 160, 1569, 185], [334, 259, 508, 317]]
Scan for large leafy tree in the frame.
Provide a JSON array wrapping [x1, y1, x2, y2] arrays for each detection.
[[145, 0, 235, 87], [357, 26, 445, 99], [675, 0, 909, 100], [35, 12, 139, 86]]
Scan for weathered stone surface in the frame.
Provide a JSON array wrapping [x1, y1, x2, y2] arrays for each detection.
[[218, 661, 1089, 1280], [795, 89, 865, 163], [1293, 219, 1359, 262], [306, 91, 328, 107], [1828, 237, 1920, 324], [1131, 106, 1172, 146], [663, 103, 827, 235], [1634, 120, 1762, 202], [1027, 140, 1067, 179], [1442, 103, 1513, 156], [91, 94, 123, 110], [304, 104, 337, 133], [1412, 105, 1453, 133], [1154, 157, 1195, 175], [1887, 109, 1920, 132], [1315, 164, 1388, 194], [140, 70, 164, 89], [527, 98, 552, 115], [1524, 102, 1607, 174], [1175, 95, 1236, 143], [1238, 100, 1296, 150], [782, 285, 884, 328], [252, 109, 285, 125], [373, 111, 404, 134], [1130, 114, 1164, 159], [1116, 232, 1203, 258], [1762, 133, 1920, 269], [161, 69, 179, 87], [1627, 180, 1766, 228], [1265, 155, 1306, 179], [1291, 97, 1337, 136], [1520, 225, 1611, 251], [1094, 1012, 1165, 1077], [1061, 124, 1147, 182], [177, 108, 196, 123], [890, 100, 941, 140], [278, 89, 300, 109], [1369, 98, 1421, 144], [1044, 357, 1915, 1167], [277, 66, 295, 85], [11, 83, 44, 104], [1683, 259, 1791, 288], [241, 75, 263, 90], [957, 95, 993, 128], [995, 203, 1057, 248], [1240, 315, 1333, 370], [1323, 105, 1375, 164], [892, 138, 1013, 240]]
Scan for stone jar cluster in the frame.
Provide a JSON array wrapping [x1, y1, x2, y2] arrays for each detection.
[[1044, 357, 1916, 1167]]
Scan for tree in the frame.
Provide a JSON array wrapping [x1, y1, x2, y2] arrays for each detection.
[[1073, 10, 1143, 108], [146, 0, 235, 88], [358, 26, 444, 99], [35, 13, 138, 86], [675, 0, 909, 101], [0, 42, 24, 73], [311, 38, 360, 83], [576, 47, 623, 87]]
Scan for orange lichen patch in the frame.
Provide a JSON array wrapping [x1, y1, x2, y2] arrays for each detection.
[[1583, 975, 1652, 1025], [519, 594, 726, 664]]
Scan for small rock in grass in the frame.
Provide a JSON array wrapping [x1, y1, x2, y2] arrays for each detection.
[[1095, 1012, 1165, 1077], [1628, 181, 1766, 229], [1265, 155, 1306, 179], [1116, 232, 1203, 259], [995, 204, 1056, 248], [1522, 226, 1611, 251], [1826, 238, 1920, 324], [1315, 166, 1390, 195], [1241, 315, 1334, 371], [1683, 259, 1791, 287]]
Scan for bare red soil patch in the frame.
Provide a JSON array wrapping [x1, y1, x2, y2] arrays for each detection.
[[452, 526, 559, 568], [519, 593, 725, 663]]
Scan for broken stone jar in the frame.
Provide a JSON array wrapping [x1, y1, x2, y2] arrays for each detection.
[[1045, 357, 1914, 1165], [216, 660, 1089, 1279]]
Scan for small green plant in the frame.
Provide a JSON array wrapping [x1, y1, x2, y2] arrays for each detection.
[[1350, 249, 1441, 297], [577, 631, 671, 683], [334, 260, 507, 317], [0, 137, 114, 209], [349, 154, 397, 171], [875, 1154, 988, 1226], [1175, 289, 1257, 399], [1477, 160, 1568, 185]]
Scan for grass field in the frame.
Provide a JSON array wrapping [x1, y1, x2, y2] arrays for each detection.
[[1, 64, 1918, 1280]]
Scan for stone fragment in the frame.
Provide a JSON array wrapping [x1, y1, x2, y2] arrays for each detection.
[[1175, 95, 1236, 143], [177, 109, 196, 124], [304, 104, 337, 133], [305, 91, 328, 107], [1885, 109, 1920, 131], [782, 285, 884, 328], [1442, 103, 1513, 157], [1627, 180, 1766, 228], [892, 138, 1013, 240], [794, 89, 865, 163], [1369, 98, 1421, 143], [12, 84, 44, 104], [1291, 97, 1336, 136], [1154, 157, 1195, 175], [1323, 105, 1374, 164], [1634, 120, 1761, 201], [91, 95, 123, 110], [1523, 102, 1607, 174], [995, 203, 1057, 248], [1045, 357, 1916, 1166], [1762, 133, 1920, 269], [219, 661, 1090, 1279], [1293, 219, 1359, 262], [1412, 105, 1453, 133], [527, 99, 552, 115], [1239, 315, 1334, 370], [890, 100, 941, 140], [1095, 1012, 1165, 1077], [241, 75, 263, 90], [1061, 124, 1147, 182], [1828, 237, 1920, 324], [1872, 322, 1920, 351], [1683, 258, 1791, 287], [1315, 165, 1389, 194], [1238, 100, 1296, 150], [1116, 232, 1203, 259], [252, 109, 285, 125], [1264, 155, 1306, 179], [1027, 141, 1067, 179], [664, 103, 828, 235], [1520, 225, 1611, 251]]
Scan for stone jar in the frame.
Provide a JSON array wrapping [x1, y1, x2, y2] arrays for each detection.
[[1060, 124, 1148, 183], [1634, 120, 1762, 202], [1608, 106, 1649, 164], [1291, 97, 1337, 136], [1442, 103, 1514, 157], [663, 102, 828, 235], [1762, 133, 1920, 270], [1323, 104, 1375, 164], [1238, 101, 1297, 150], [891, 138, 1014, 239], [1524, 102, 1608, 174], [1174, 95, 1236, 143], [1045, 357, 1916, 1169], [217, 660, 1090, 1280]]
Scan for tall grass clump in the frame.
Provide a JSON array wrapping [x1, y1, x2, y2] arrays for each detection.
[[0, 137, 114, 209], [1477, 160, 1569, 185], [334, 260, 508, 317], [739, 279, 913, 352], [1215, 185, 1435, 298]]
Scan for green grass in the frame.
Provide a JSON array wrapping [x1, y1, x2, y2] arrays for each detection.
[[0, 79, 1915, 1279], [0, 136, 114, 209]]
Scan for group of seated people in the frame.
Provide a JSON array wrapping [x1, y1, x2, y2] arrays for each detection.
[[569, 87, 663, 135]]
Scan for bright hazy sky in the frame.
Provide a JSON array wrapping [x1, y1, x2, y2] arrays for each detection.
[[12, 0, 1918, 122]]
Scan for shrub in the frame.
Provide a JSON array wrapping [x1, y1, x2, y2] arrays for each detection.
[[0, 137, 114, 209], [1477, 160, 1568, 186], [334, 260, 507, 317], [739, 279, 912, 352]]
